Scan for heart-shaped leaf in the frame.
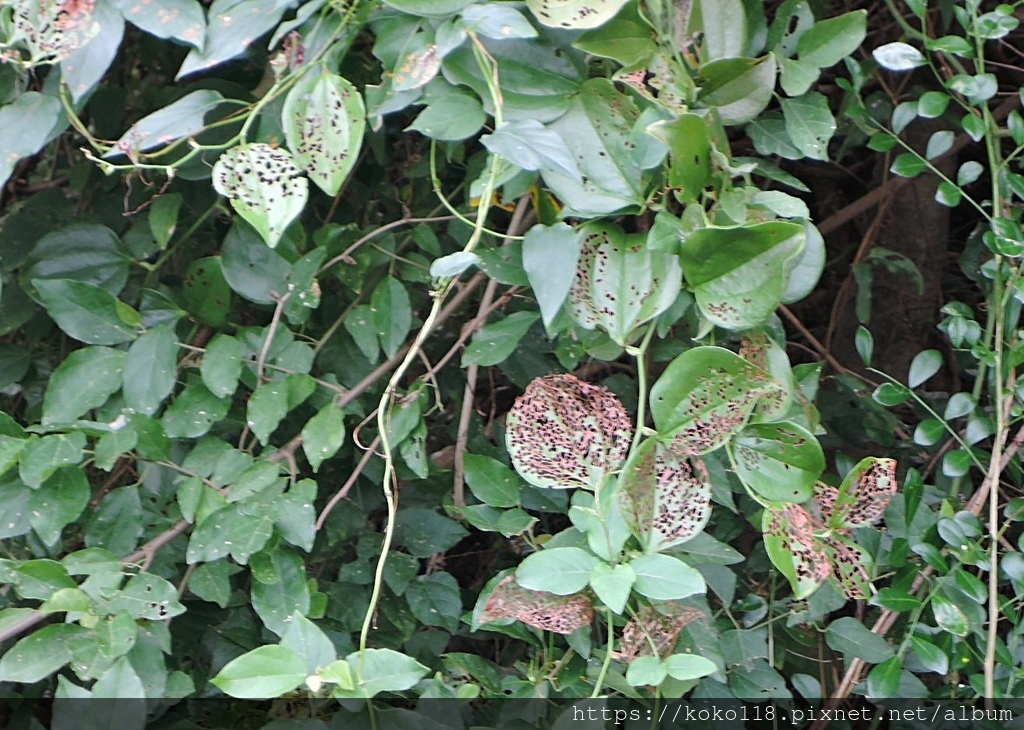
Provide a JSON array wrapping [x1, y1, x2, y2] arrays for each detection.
[[506, 374, 631, 490], [566, 221, 681, 345], [729, 421, 824, 504], [679, 221, 805, 330], [283, 69, 366, 196], [212, 143, 308, 248], [618, 439, 712, 553], [650, 346, 775, 455]]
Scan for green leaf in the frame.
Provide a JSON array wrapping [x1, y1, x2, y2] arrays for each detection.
[[33, 279, 139, 345], [483, 120, 582, 182], [866, 656, 902, 698], [780, 92, 836, 161], [0, 92, 64, 187], [463, 454, 521, 508], [382, 0, 475, 16], [339, 648, 429, 698], [522, 223, 581, 329], [729, 422, 824, 503], [629, 553, 706, 600], [42, 346, 126, 425], [944, 392, 975, 420], [566, 221, 681, 345], [618, 439, 712, 553], [698, 0, 747, 61], [182, 257, 232, 327], [461, 3, 537, 38], [407, 91, 486, 141], [251, 545, 311, 633], [123, 325, 178, 416], [86, 487, 144, 555], [650, 346, 774, 455], [212, 645, 307, 699], [626, 655, 667, 687], [516, 547, 601, 595], [302, 405, 346, 472], [931, 595, 969, 635], [28, 468, 89, 545], [697, 56, 777, 126], [59, 0, 124, 101], [245, 381, 288, 446], [189, 560, 235, 608], [0, 436, 27, 480], [105, 573, 186, 620], [825, 617, 895, 663], [12, 559, 76, 600], [212, 143, 308, 249], [108, 90, 223, 156], [544, 79, 647, 215], [188, 501, 273, 565], [665, 654, 718, 682], [679, 221, 805, 329], [405, 572, 462, 632], [21, 223, 129, 295], [796, 10, 867, 68], [201, 334, 244, 398], [463, 312, 540, 367], [162, 384, 230, 439], [177, 0, 291, 78], [909, 636, 949, 675], [0, 624, 79, 683], [588, 563, 634, 614], [393, 508, 469, 558], [873, 588, 922, 612], [371, 276, 411, 359], [908, 349, 942, 388], [283, 69, 366, 196], [646, 114, 711, 202], [19, 432, 87, 488], [280, 613, 337, 675], [115, 0, 204, 47], [574, 14, 656, 66], [219, 222, 291, 304], [872, 42, 926, 71], [777, 56, 819, 97], [525, 0, 630, 29]]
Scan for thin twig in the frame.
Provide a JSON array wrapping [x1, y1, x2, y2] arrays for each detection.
[[316, 435, 380, 530], [318, 215, 457, 275], [452, 197, 531, 508], [255, 290, 292, 386]]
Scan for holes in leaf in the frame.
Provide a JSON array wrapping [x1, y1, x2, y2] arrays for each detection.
[[482, 576, 594, 634], [506, 374, 631, 490]]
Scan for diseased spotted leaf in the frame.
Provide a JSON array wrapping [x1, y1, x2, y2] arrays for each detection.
[[283, 69, 366, 196], [824, 532, 874, 600], [526, 0, 630, 29], [481, 576, 593, 634], [820, 457, 897, 530], [391, 31, 441, 91], [618, 439, 712, 553], [11, 0, 100, 62], [762, 504, 831, 599], [212, 144, 308, 249], [618, 603, 705, 661], [566, 221, 681, 345], [506, 374, 631, 490], [650, 347, 774, 456], [738, 332, 794, 420]]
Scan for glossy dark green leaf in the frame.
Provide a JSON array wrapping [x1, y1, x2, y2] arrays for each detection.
[[219, 222, 291, 305], [301, 405, 345, 472], [201, 334, 244, 398], [162, 384, 231, 439], [123, 325, 178, 416], [182, 257, 231, 327], [462, 311, 539, 367], [19, 432, 87, 488], [34, 279, 139, 345], [42, 347, 126, 425], [371, 276, 411, 359], [463, 454, 521, 508], [406, 573, 462, 632], [28, 468, 90, 545], [211, 645, 307, 699], [796, 10, 867, 68]]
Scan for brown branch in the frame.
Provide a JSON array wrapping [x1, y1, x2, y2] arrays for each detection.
[[315, 435, 380, 530], [0, 518, 191, 646]]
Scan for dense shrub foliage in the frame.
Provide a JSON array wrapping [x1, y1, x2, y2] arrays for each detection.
[[1, 0, 1024, 723]]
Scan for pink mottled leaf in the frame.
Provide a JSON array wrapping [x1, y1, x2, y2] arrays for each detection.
[[506, 374, 631, 490], [618, 439, 712, 553], [618, 602, 705, 661], [762, 504, 831, 599], [822, 457, 897, 530], [650, 346, 775, 456], [481, 576, 594, 634]]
